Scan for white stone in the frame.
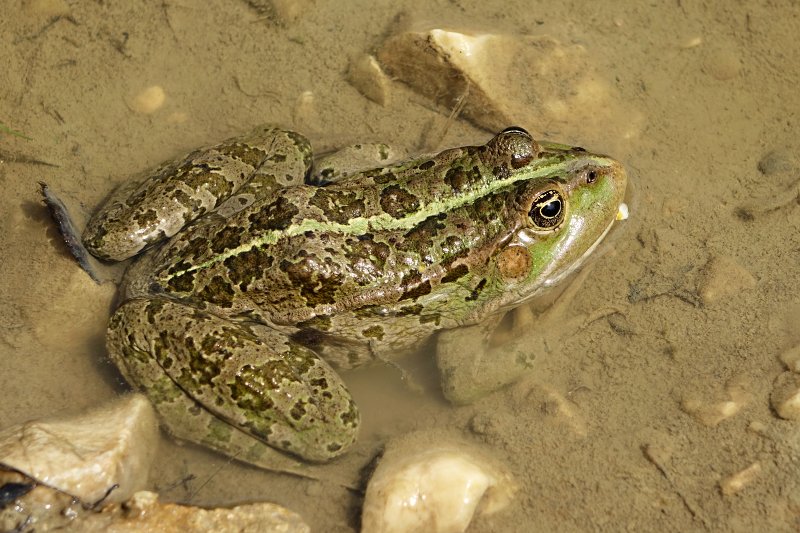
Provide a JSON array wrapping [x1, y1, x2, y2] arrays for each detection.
[[681, 376, 751, 427], [82, 491, 310, 532], [348, 54, 392, 106], [720, 462, 761, 496], [0, 479, 311, 532], [617, 202, 630, 221], [0, 394, 158, 503], [293, 90, 320, 136], [129, 85, 166, 114], [362, 434, 515, 533], [698, 255, 756, 305], [770, 371, 800, 420], [779, 344, 800, 373], [377, 29, 641, 143]]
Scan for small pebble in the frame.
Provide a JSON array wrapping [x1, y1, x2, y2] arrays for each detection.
[[270, 0, 309, 23], [720, 462, 761, 496], [698, 255, 756, 305], [681, 36, 703, 49], [513, 382, 587, 437], [770, 371, 800, 420], [293, 90, 319, 135], [348, 54, 391, 106], [681, 376, 751, 426], [682, 398, 742, 427], [616, 202, 629, 221], [779, 344, 800, 373], [129, 85, 166, 114], [747, 420, 768, 436], [757, 149, 797, 176]]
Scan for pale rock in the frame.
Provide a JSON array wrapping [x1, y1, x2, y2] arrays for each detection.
[[681, 376, 751, 427], [779, 344, 800, 373], [0, 477, 310, 533], [720, 462, 761, 496], [757, 149, 797, 176], [680, 36, 703, 49], [514, 382, 588, 437], [0, 467, 82, 532], [293, 90, 320, 136], [770, 371, 800, 420], [362, 432, 516, 533], [0, 394, 158, 503], [270, 0, 309, 23], [82, 491, 310, 532], [347, 54, 392, 106], [128, 85, 166, 114], [376, 29, 641, 143], [698, 255, 756, 305]]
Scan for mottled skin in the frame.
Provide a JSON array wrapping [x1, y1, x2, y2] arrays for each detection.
[[84, 125, 627, 467]]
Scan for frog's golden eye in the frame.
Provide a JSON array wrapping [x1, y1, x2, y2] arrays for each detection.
[[529, 189, 565, 229]]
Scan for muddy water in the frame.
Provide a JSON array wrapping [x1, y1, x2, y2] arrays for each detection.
[[1, 1, 799, 531]]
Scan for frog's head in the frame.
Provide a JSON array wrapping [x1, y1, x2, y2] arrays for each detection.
[[481, 127, 628, 312]]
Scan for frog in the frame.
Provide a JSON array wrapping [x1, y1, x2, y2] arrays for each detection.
[[82, 124, 627, 470]]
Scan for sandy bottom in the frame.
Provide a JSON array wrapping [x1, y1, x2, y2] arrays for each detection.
[[1, 0, 799, 531]]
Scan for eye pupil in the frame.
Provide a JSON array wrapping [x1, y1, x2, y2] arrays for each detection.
[[528, 189, 565, 229], [540, 199, 561, 218], [587, 170, 598, 183]]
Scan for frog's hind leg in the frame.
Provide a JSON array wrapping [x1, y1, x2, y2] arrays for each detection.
[[106, 297, 359, 468], [83, 125, 313, 262]]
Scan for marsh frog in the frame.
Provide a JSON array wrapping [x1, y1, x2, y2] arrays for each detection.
[[83, 125, 627, 468]]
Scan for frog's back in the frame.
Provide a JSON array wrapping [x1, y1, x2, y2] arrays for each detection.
[[142, 174, 520, 323]]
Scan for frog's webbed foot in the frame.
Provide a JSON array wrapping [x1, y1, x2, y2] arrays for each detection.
[[39, 182, 124, 284], [107, 297, 360, 469]]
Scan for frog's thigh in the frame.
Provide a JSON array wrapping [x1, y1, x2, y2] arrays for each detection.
[[214, 126, 314, 217], [84, 125, 312, 261], [107, 298, 359, 463], [436, 317, 537, 405]]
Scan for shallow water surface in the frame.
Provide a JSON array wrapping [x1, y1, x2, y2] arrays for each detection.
[[1, 1, 799, 531]]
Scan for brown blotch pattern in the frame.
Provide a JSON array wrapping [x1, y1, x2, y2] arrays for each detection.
[[379, 184, 420, 219]]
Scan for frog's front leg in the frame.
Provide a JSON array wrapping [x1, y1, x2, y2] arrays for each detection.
[[436, 314, 539, 405], [438, 266, 613, 405], [84, 125, 312, 262], [107, 298, 359, 464]]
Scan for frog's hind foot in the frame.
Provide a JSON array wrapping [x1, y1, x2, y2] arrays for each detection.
[[39, 182, 110, 284]]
